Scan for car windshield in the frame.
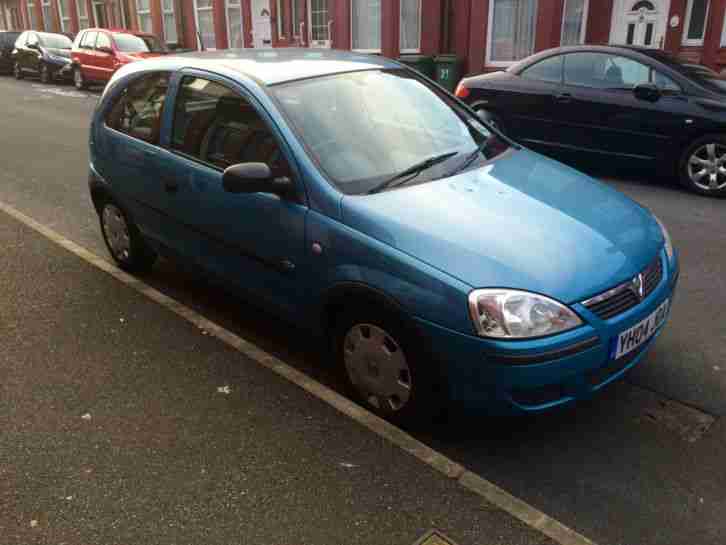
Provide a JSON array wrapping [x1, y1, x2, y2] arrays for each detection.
[[39, 33, 72, 49], [271, 69, 510, 195], [113, 33, 165, 53]]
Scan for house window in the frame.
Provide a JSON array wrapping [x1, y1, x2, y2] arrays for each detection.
[[136, 0, 152, 33], [400, 0, 421, 52], [351, 0, 381, 52], [41, 0, 53, 30], [561, 0, 588, 46], [194, 0, 215, 49], [77, 0, 89, 29], [162, 0, 177, 44], [27, 0, 38, 29], [487, 0, 538, 66], [58, 0, 71, 32], [226, 0, 243, 48], [683, 0, 710, 46]]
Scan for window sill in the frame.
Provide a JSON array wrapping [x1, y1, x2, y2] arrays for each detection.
[[352, 49, 382, 54], [682, 39, 705, 47]]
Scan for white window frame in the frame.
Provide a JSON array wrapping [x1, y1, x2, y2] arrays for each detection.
[[76, 0, 89, 29], [350, 0, 381, 54], [721, 7, 726, 46], [225, 0, 243, 48], [27, 0, 38, 29], [136, 0, 152, 34], [682, 0, 710, 46], [486, 0, 539, 68], [399, 0, 421, 53], [193, 0, 216, 50], [57, 0, 72, 31], [40, 0, 52, 31], [560, 0, 589, 46], [162, 0, 177, 44]]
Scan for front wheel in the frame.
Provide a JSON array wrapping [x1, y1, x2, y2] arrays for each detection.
[[13, 62, 23, 80], [73, 66, 85, 90], [679, 136, 726, 198], [99, 200, 156, 273], [334, 307, 446, 425]]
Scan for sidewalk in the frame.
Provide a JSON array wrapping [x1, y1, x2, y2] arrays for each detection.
[[0, 211, 555, 545]]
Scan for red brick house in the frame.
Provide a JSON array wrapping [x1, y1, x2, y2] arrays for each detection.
[[2, 0, 726, 74]]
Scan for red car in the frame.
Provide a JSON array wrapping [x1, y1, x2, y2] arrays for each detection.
[[71, 28, 166, 90]]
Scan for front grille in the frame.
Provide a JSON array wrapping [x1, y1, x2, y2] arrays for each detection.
[[583, 255, 663, 321]]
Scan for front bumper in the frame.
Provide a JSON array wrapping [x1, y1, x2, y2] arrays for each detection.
[[416, 250, 679, 415], [46, 58, 73, 79]]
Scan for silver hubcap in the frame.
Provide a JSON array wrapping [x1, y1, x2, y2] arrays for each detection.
[[343, 324, 412, 412], [41, 67, 48, 81], [74, 69, 82, 87], [102, 204, 131, 261], [688, 143, 726, 191]]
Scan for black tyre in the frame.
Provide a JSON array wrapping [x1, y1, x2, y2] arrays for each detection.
[[678, 135, 726, 198], [13, 62, 23, 80], [333, 305, 447, 425], [40, 63, 51, 84], [98, 199, 156, 273], [73, 66, 85, 90]]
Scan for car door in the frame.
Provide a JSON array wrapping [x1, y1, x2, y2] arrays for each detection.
[[79, 30, 98, 80], [95, 71, 174, 247], [497, 53, 574, 150], [557, 51, 688, 162], [93, 31, 115, 81], [157, 71, 308, 316]]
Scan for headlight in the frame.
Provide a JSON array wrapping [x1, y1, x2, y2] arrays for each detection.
[[468, 289, 582, 339], [654, 215, 674, 261]]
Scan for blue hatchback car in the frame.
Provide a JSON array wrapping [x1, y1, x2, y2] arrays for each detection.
[[88, 49, 679, 421]]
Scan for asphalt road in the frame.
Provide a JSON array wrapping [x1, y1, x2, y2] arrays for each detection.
[[0, 75, 725, 545]]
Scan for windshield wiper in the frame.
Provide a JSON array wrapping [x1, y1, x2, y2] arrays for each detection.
[[366, 152, 459, 195], [449, 135, 498, 178]]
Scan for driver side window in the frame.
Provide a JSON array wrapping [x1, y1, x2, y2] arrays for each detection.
[[105, 72, 170, 145], [170, 76, 290, 177]]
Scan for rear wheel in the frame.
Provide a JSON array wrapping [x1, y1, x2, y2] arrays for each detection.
[[73, 66, 85, 90], [99, 199, 156, 273], [679, 135, 726, 198], [13, 62, 23, 80]]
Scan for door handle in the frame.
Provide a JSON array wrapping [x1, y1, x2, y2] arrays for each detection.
[[163, 179, 179, 193], [555, 92, 572, 104]]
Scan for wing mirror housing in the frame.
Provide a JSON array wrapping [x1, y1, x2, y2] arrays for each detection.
[[634, 83, 661, 102], [222, 163, 293, 197]]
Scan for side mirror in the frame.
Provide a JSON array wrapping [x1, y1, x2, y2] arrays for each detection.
[[27, 42, 38, 50], [222, 163, 293, 197], [634, 83, 661, 102]]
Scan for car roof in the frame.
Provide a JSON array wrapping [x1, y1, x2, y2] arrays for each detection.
[[122, 48, 399, 86], [85, 27, 156, 37]]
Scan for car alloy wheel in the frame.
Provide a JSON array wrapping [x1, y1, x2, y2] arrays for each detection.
[[13, 62, 23, 79], [342, 323, 413, 413], [687, 143, 726, 192], [102, 204, 132, 263], [40, 64, 50, 84]]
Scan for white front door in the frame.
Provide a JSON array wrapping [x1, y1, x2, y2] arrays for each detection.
[[251, 0, 272, 48], [610, 0, 670, 49], [307, 0, 331, 48]]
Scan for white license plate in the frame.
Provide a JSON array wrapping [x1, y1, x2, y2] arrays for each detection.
[[611, 299, 669, 360]]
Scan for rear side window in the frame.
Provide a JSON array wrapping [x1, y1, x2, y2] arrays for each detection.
[[105, 72, 170, 145], [521, 55, 563, 83], [171, 77, 290, 175], [80, 31, 97, 49]]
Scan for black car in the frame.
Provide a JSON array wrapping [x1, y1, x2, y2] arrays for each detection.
[[0, 30, 21, 74], [12, 31, 73, 83], [456, 45, 726, 197]]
